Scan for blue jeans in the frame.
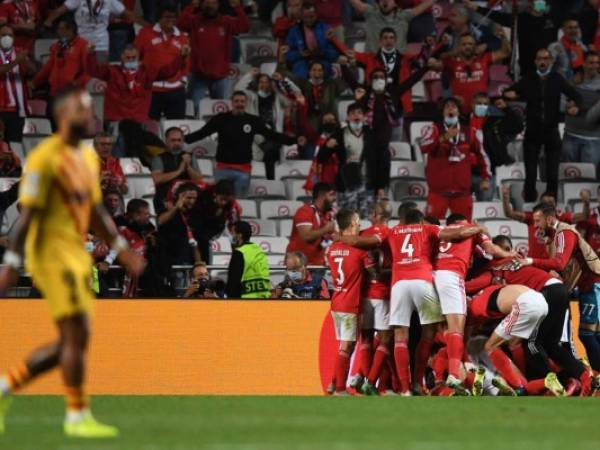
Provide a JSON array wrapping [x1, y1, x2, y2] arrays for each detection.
[[214, 167, 250, 199], [189, 74, 229, 115], [562, 133, 600, 176]]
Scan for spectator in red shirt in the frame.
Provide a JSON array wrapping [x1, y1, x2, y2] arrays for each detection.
[[178, 0, 250, 108], [94, 131, 128, 196], [420, 97, 491, 221], [0, 24, 35, 143], [430, 29, 511, 114], [31, 19, 90, 124], [314, 0, 343, 40], [135, 5, 191, 120], [286, 182, 336, 266], [0, 0, 38, 56], [87, 43, 190, 124], [272, 0, 302, 46]]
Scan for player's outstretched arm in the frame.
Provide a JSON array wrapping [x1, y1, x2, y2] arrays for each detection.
[[481, 240, 517, 259], [335, 234, 381, 249], [439, 225, 482, 242], [91, 204, 146, 277], [0, 206, 35, 293]]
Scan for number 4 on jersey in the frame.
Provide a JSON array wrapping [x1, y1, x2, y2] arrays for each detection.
[[401, 234, 414, 258]]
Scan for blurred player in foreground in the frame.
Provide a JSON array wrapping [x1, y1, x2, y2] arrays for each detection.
[[0, 87, 145, 438]]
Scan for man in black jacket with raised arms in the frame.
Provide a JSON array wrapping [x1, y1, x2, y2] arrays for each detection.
[[185, 90, 303, 198]]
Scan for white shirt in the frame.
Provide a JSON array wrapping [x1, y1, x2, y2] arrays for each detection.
[[64, 0, 125, 51]]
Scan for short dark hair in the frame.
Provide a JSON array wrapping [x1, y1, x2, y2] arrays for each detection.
[[441, 96, 461, 111], [127, 198, 149, 216], [165, 127, 184, 139], [446, 213, 466, 225], [234, 221, 252, 241], [540, 191, 557, 201], [302, 1, 316, 11], [336, 208, 356, 231], [214, 179, 234, 197], [308, 60, 324, 72], [175, 182, 198, 197], [492, 235, 512, 248], [539, 204, 557, 218], [398, 201, 418, 220], [312, 182, 333, 200], [158, 5, 178, 19], [231, 90, 247, 99], [346, 102, 364, 115], [57, 17, 77, 34], [405, 209, 424, 225], [459, 32, 476, 41], [379, 27, 396, 39], [532, 202, 547, 213], [473, 91, 489, 101], [424, 215, 440, 226]]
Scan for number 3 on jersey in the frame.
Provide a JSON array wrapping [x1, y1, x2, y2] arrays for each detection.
[[333, 257, 345, 286], [401, 234, 414, 258]]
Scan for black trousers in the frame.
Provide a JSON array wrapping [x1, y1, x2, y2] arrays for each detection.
[[365, 143, 391, 191], [525, 283, 586, 380], [149, 89, 187, 121], [523, 128, 561, 202], [0, 112, 24, 143]]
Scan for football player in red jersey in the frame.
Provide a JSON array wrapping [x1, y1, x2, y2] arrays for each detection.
[[350, 200, 394, 393], [326, 208, 375, 395], [433, 213, 514, 393]]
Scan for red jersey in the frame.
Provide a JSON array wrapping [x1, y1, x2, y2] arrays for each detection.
[[523, 210, 573, 258], [135, 24, 191, 93], [178, 4, 250, 80], [434, 222, 489, 278], [466, 258, 556, 293], [286, 203, 332, 265], [419, 123, 491, 195], [531, 227, 600, 293], [361, 224, 391, 300], [0, 0, 38, 54], [327, 242, 373, 314], [442, 52, 493, 114], [32, 36, 90, 95], [388, 223, 440, 283], [468, 285, 504, 321], [100, 155, 127, 192]]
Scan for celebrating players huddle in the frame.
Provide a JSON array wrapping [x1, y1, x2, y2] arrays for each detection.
[[325, 200, 600, 397]]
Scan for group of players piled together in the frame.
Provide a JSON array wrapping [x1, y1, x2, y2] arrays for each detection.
[[325, 198, 600, 397]]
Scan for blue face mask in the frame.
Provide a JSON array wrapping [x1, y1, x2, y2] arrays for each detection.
[[287, 270, 303, 283], [533, 0, 547, 13], [444, 116, 459, 127], [536, 67, 551, 77], [474, 104, 488, 118], [124, 60, 139, 71], [349, 121, 363, 132]]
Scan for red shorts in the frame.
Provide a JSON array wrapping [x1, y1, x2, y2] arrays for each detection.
[[427, 192, 473, 221]]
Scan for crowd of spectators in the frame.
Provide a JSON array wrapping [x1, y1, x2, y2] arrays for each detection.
[[0, 0, 597, 299]]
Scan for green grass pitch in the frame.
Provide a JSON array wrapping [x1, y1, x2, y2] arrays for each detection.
[[1, 396, 599, 450]]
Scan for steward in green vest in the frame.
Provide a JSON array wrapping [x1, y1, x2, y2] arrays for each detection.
[[225, 221, 271, 298]]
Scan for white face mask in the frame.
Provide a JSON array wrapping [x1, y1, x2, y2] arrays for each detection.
[[349, 121, 363, 132], [381, 46, 395, 54], [372, 79, 386, 92], [444, 116, 459, 127], [257, 90, 271, 98], [0, 35, 13, 51]]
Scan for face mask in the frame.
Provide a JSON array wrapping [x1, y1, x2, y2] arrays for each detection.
[[536, 67, 551, 77], [287, 271, 303, 283], [230, 236, 238, 247], [85, 241, 95, 253], [474, 104, 488, 118], [444, 116, 459, 127], [0, 36, 13, 51], [310, 78, 323, 86], [124, 60, 139, 71], [381, 47, 395, 54], [532, 0, 547, 13], [322, 123, 336, 134], [372, 79, 386, 92], [349, 121, 363, 132], [257, 90, 271, 98]]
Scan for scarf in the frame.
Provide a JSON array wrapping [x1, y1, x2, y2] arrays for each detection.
[[0, 48, 25, 117], [85, 0, 104, 23], [560, 35, 585, 70], [379, 49, 399, 81], [365, 90, 399, 129]]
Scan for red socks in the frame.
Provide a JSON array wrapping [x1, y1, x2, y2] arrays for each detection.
[[357, 342, 372, 378], [394, 341, 411, 393], [414, 337, 433, 387], [334, 350, 351, 393], [488, 348, 525, 389], [432, 347, 448, 383], [525, 379, 546, 395], [446, 332, 464, 379], [367, 345, 390, 385], [509, 342, 527, 375]]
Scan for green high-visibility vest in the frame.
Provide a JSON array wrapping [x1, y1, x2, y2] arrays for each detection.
[[237, 242, 271, 299], [91, 266, 100, 294]]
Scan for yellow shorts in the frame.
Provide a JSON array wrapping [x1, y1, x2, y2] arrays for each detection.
[[31, 264, 94, 320]]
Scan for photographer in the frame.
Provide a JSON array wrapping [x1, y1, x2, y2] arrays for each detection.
[[182, 262, 225, 299], [274, 251, 329, 299]]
